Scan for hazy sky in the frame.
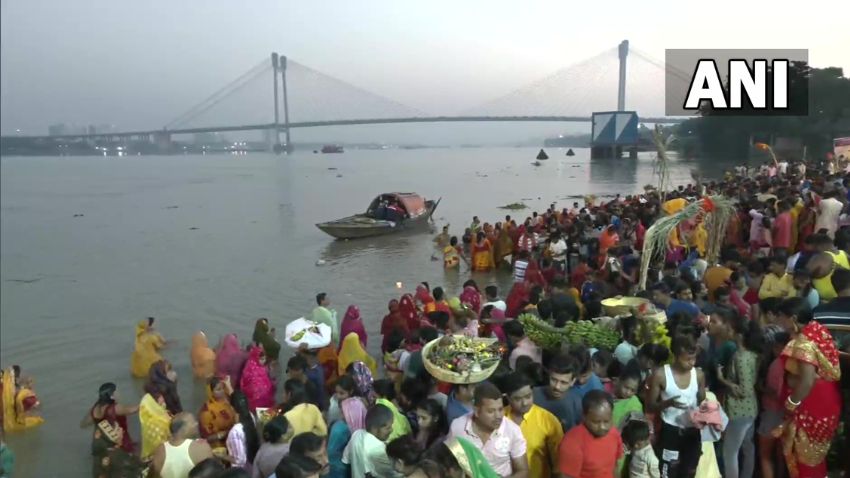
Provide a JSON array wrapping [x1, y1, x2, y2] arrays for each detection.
[[2, 0, 848, 142]]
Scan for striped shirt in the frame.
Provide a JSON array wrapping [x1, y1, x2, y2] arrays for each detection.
[[814, 297, 850, 350]]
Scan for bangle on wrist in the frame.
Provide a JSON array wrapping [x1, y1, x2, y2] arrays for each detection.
[[787, 396, 801, 406]]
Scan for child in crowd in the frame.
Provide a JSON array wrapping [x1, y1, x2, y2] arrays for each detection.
[[558, 390, 623, 478], [612, 368, 644, 429], [571, 346, 604, 399], [591, 349, 615, 394], [757, 329, 790, 478], [622, 419, 659, 478]]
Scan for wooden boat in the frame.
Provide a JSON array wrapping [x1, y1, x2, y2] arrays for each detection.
[[316, 193, 441, 239]]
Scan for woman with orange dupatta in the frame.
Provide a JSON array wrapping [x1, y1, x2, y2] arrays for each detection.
[[775, 298, 842, 478], [471, 231, 495, 272], [190, 331, 217, 379]]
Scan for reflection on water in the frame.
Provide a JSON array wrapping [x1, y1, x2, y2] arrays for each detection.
[[589, 156, 639, 191], [0, 147, 729, 476]]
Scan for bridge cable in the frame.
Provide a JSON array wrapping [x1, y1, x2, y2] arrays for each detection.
[[165, 59, 270, 129]]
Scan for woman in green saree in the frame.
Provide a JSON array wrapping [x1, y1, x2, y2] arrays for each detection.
[[252, 318, 281, 363]]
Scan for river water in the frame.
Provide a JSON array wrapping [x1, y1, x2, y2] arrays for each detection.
[[0, 147, 734, 476]]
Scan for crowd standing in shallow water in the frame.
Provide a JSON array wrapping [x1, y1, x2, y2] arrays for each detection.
[[2, 156, 850, 478]]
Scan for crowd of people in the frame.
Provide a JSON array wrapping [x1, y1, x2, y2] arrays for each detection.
[[1, 156, 849, 478]]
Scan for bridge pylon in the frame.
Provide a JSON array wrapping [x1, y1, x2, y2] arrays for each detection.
[[279, 55, 293, 153]]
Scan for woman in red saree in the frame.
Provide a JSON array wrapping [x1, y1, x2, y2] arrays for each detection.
[[415, 285, 436, 315], [380, 299, 408, 353], [460, 281, 482, 315], [399, 293, 421, 332], [524, 259, 548, 290], [776, 298, 842, 478], [505, 282, 530, 319]]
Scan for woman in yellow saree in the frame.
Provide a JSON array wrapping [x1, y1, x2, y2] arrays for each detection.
[[190, 331, 217, 379], [471, 232, 495, 272], [493, 224, 514, 268], [337, 332, 377, 377], [130, 317, 166, 378], [138, 392, 171, 459], [2, 366, 44, 432], [198, 377, 236, 452]]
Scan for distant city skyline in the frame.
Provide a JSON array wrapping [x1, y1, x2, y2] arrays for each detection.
[[2, 0, 847, 143]]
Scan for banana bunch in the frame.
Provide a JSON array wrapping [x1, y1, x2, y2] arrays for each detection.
[[519, 314, 621, 351]]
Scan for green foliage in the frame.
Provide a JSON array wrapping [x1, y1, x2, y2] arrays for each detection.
[[674, 65, 850, 158]]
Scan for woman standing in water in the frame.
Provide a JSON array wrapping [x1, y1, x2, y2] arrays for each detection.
[[339, 305, 367, 349], [81, 383, 138, 453], [82, 383, 144, 477], [1, 366, 44, 432], [146, 360, 182, 414], [130, 317, 166, 378], [215, 333, 248, 386], [471, 231, 495, 272], [190, 331, 217, 379], [139, 391, 171, 460], [240, 346, 275, 411], [198, 377, 236, 453], [775, 298, 842, 478], [252, 318, 281, 365]]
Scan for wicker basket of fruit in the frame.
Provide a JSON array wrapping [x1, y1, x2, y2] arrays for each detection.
[[423, 335, 503, 384]]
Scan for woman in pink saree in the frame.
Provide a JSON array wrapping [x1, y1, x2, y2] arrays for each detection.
[[239, 346, 275, 411], [460, 281, 482, 315], [215, 334, 248, 386], [339, 305, 367, 350]]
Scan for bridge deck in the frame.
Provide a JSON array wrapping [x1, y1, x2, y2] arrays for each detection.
[[2, 115, 685, 141]]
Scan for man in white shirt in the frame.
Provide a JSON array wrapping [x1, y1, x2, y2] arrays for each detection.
[[342, 404, 399, 478], [816, 190, 844, 239], [549, 232, 568, 273], [482, 285, 507, 312]]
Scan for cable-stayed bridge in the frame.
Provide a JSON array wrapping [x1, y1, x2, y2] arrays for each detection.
[[4, 40, 692, 152]]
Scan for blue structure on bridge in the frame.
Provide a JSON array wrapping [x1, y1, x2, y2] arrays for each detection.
[[590, 111, 639, 159]]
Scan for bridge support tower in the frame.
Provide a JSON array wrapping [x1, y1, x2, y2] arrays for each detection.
[[270, 53, 282, 153], [618, 40, 628, 111], [153, 131, 172, 153], [279, 55, 293, 153]]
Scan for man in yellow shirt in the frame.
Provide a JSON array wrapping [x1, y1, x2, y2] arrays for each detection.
[[503, 372, 564, 478], [704, 249, 741, 302], [759, 256, 796, 299]]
